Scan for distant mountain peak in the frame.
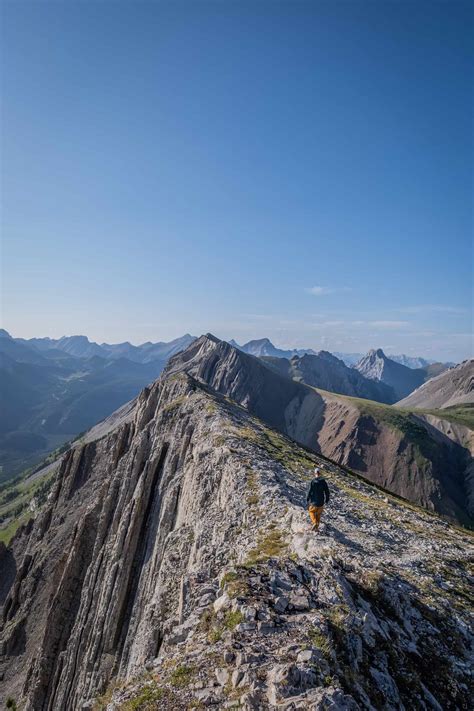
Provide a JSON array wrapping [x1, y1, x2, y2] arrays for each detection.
[[366, 347, 386, 359], [0, 328, 12, 339]]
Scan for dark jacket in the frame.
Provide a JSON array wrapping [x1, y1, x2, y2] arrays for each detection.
[[306, 477, 330, 507]]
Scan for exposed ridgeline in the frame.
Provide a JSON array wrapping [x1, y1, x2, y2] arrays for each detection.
[[165, 336, 473, 525], [354, 349, 448, 401], [261, 351, 395, 403], [397, 359, 474, 409], [0, 365, 472, 710]]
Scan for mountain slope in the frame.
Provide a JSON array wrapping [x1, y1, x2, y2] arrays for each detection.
[[261, 351, 395, 403], [397, 359, 474, 409], [1, 367, 472, 710], [164, 336, 473, 525], [0, 330, 48, 366], [311, 391, 474, 526], [0, 353, 165, 481], [354, 349, 447, 400]]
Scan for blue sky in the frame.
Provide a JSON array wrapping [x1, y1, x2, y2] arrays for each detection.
[[1, 0, 472, 360]]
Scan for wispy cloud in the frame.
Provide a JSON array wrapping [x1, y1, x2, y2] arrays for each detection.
[[305, 285, 351, 296], [368, 320, 410, 329], [395, 305, 468, 315]]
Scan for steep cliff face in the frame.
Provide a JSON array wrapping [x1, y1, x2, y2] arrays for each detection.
[[1, 366, 473, 711], [165, 336, 473, 526]]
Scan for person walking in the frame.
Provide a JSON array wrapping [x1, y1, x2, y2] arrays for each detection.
[[306, 466, 330, 531]]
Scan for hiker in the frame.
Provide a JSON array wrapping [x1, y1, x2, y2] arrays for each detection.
[[306, 466, 330, 531]]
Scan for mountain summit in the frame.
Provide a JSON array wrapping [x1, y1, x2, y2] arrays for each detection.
[[354, 349, 441, 401]]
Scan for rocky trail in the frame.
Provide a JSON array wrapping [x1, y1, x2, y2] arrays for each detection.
[[1, 368, 473, 710]]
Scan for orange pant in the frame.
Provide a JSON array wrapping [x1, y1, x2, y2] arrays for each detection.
[[308, 505, 324, 528]]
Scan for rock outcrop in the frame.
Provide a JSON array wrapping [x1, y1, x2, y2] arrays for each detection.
[[0, 361, 472, 711]]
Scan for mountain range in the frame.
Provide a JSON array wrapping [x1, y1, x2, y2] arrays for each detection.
[[0, 333, 472, 710], [0, 330, 464, 483]]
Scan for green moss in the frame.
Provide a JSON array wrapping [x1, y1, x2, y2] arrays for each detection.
[[307, 629, 331, 658], [208, 627, 223, 643], [163, 396, 186, 413], [245, 528, 287, 565], [169, 664, 195, 688], [120, 683, 165, 710], [0, 511, 32, 545], [93, 682, 121, 711], [236, 426, 261, 443], [200, 608, 223, 643], [222, 610, 244, 630], [220, 571, 239, 588]]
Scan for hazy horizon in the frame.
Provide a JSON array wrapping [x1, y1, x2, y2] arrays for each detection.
[[2, 1, 472, 362], [1, 325, 467, 363]]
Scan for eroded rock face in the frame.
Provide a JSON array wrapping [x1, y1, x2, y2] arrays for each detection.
[[0, 357, 473, 710], [397, 359, 474, 409]]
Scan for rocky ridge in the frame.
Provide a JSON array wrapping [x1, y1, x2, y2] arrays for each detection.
[[164, 336, 473, 526], [0, 347, 473, 710]]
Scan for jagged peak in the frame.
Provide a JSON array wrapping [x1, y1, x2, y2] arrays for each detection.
[[365, 347, 386, 359], [203, 332, 221, 343]]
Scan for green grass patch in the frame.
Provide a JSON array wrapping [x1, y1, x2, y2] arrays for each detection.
[[169, 664, 195, 688], [220, 571, 239, 588], [0, 467, 56, 545], [163, 396, 187, 413], [245, 528, 287, 566], [412, 404, 474, 431], [119, 683, 166, 710], [0, 511, 33, 545], [307, 629, 331, 658], [222, 609, 244, 630]]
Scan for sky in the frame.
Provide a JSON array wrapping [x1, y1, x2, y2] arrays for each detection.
[[1, 0, 472, 361]]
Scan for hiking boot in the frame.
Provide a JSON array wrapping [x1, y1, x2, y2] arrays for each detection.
[[312, 524, 319, 532]]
